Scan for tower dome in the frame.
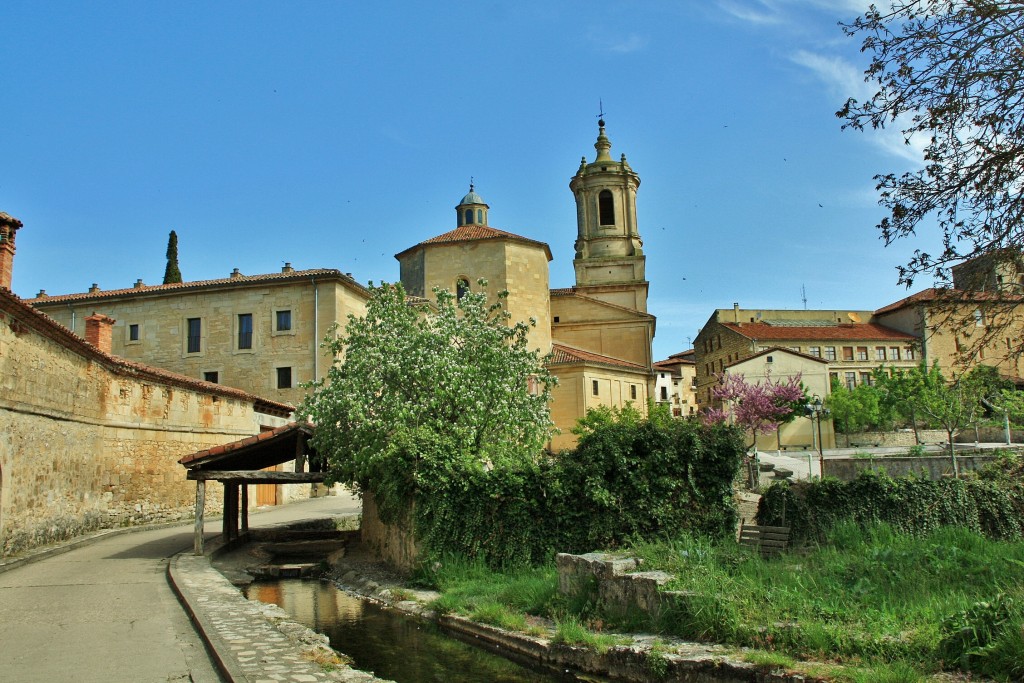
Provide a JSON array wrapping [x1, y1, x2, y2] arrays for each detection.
[[456, 182, 489, 227]]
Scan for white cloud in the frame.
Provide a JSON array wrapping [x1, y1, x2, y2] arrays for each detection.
[[790, 49, 926, 164], [716, 0, 784, 25], [608, 33, 648, 54]]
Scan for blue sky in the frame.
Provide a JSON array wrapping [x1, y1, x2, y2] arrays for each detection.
[[2, 1, 937, 361]]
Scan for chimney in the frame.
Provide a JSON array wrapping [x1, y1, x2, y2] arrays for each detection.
[[84, 313, 116, 354], [282, 262, 294, 273], [733, 302, 739, 323], [36, 289, 47, 298], [230, 268, 242, 279], [89, 283, 100, 293], [134, 279, 144, 289], [0, 212, 24, 290]]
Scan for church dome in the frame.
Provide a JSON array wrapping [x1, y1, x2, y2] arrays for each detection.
[[460, 189, 485, 205]]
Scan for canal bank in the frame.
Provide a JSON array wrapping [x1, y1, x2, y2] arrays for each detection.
[[170, 521, 824, 683]]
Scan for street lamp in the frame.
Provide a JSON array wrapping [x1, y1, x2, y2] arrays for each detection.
[[805, 396, 830, 478]]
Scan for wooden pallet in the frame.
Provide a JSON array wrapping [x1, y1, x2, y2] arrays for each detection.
[[738, 519, 790, 557]]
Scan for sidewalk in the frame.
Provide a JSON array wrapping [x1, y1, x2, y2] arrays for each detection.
[[0, 494, 362, 683]]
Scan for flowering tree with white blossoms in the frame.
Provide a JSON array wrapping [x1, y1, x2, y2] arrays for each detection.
[[299, 281, 556, 522]]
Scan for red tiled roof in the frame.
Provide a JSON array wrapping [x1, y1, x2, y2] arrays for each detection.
[[547, 343, 649, 371], [550, 287, 577, 296], [396, 225, 553, 260], [179, 421, 312, 466], [0, 287, 293, 416], [873, 287, 1023, 315], [721, 321, 916, 342], [26, 268, 366, 305]]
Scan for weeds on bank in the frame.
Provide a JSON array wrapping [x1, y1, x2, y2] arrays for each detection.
[[418, 522, 1024, 681], [630, 521, 1024, 681]]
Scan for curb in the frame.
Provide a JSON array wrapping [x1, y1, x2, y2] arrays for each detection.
[[167, 553, 249, 683]]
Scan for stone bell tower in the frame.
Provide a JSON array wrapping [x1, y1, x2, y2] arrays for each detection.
[[570, 119, 648, 313]]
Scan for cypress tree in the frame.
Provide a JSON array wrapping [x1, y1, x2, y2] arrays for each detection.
[[163, 230, 182, 284]]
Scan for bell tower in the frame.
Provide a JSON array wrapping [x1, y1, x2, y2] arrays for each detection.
[[570, 119, 647, 312]]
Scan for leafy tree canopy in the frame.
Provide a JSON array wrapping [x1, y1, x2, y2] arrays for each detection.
[[839, 2, 1024, 287], [299, 281, 555, 520]]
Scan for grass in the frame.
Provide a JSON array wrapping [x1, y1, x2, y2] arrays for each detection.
[[630, 522, 1024, 680], [419, 523, 1024, 681]]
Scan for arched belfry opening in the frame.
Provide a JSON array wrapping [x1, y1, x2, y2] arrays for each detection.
[[598, 190, 614, 226]]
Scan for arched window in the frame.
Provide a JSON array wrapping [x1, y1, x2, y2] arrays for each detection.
[[598, 190, 614, 225], [464, 209, 474, 225], [456, 278, 470, 301], [476, 208, 483, 224]]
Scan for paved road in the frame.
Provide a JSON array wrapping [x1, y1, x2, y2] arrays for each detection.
[[0, 493, 361, 683]]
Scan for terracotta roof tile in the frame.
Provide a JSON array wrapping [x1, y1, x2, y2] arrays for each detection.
[[873, 287, 1023, 315], [548, 343, 649, 371], [0, 288, 292, 416], [179, 421, 312, 466], [26, 268, 366, 305], [721, 321, 916, 342], [396, 225, 552, 260]]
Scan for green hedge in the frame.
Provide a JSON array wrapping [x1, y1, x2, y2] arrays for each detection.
[[757, 471, 1024, 544], [409, 415, 746, 568]]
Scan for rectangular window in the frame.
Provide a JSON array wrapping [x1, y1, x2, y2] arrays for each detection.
[[277, 367, 292, 390], [857, 346, 868, 361], [889, 346, 900, 360], [830, 372, 839, 386], [824, 346, 837, 361], [861, 372, 873, 386], [203, 371, 219, 384], [906, 347, 915, 360], [842, 346, 854, 361], [238, 313, 253, 349], [187, 318, 201, 353], [128, 324, 139, 342], [660, 386, 668, 401], [631, 385, 638, 400], [845, 371, 857, 389], [276, 309, 292, 332], [592, 379, 599, 396], [876, 346, 886, 360], [809, 346, 821, 357]]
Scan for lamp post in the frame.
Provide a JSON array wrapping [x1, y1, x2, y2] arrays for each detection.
[[805, 396, 829, 479]]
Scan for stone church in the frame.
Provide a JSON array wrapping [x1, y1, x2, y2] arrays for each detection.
[[29, 121, 657, 450]]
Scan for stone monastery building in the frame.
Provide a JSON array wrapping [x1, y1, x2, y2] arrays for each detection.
[[30, 121, 657, 450]]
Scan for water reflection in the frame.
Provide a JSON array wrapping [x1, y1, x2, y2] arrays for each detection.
[[245, 580, 588, 683]]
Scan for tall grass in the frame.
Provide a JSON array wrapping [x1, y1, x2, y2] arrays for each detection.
[[419, 525, 1024, 680], [630, 522, 1024, 680]]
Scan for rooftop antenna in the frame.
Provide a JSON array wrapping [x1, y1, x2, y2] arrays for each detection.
[[686, 336, 692, 348], [801, 284, 808, 309]]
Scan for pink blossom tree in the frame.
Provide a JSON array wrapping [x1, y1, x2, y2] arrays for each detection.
[[701, 372, 807, 451]]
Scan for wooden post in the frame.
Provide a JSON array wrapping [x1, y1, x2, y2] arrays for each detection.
[[194, 479, 206, 555], [221, 482, 231, 540], [240, 484, 249, 533]]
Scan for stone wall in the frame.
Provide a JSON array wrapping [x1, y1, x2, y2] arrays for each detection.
[[823, 454, 1005, 481], [835, 429, 949, 448], [359, 490, 420, 573], [0, 292, 289, 556]]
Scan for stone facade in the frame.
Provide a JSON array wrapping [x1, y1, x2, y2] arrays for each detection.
[[0, 289, 291, 556], [694, 307, 920, 409], [874, 289, 1024, 380], [724, 348, 836, 451], [30, 267, 368, 407]]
